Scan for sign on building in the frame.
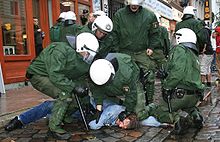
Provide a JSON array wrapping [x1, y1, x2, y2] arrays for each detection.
[[204, 0, 210, 20]]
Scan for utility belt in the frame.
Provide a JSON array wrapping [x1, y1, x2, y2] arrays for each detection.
[[26, 72, 34, 79], [174, 88, 202, 99]]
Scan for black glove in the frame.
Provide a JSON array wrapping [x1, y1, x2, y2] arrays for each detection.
[[118, 111, 131, 121], [162, 88, 174, 103], [95, 110, 103, 124], [73, 85, 88, 97], [156, 69, 167, 80]]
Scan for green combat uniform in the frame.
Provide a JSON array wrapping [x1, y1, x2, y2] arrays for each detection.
[[154, 26, 170, 68], [91, 53, 145, 113], [26, 42, 89, 134], [111, 6, 160, 104], [137, 43, 204, 126], [175, 16, 206, 53], [60, 22, 83, 42], [49, 20, 64, 42]]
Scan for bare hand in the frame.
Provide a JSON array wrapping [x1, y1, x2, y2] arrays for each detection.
[[146, 49, 153, 56]]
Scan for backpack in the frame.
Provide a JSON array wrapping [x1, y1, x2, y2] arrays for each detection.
[[49, 23, 62, 42]]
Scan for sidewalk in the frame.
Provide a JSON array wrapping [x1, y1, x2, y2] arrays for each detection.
[[0, 86, 51, 128], [0, 79, 219, 141]]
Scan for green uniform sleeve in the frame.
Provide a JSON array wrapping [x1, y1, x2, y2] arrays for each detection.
[[148, 15, 160, 50], [45, 49, 76, 93], [163, 46, 186, 89]]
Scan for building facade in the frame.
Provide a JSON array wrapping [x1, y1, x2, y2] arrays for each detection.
[[0, 0, 207, 85]]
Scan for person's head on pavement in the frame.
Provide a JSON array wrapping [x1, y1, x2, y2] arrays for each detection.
[[92, 15, 113, 40], [116, 113, 140, 129], [124, 0, 144, 13]]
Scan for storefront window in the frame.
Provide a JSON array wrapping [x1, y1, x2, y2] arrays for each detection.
[[60, 1, 75, 12], [0, 0, 27, 55]]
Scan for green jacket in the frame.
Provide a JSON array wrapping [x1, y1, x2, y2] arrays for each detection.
[[27, 42, 90, 93], [60, 24, 83, 42], [175, 17, 206, 51], [111, 6, 160, 53], [91, 53, 141, 112], [158, 26, 170, 56], [163, 44, 204, 91], [49, 21, 64, 42]]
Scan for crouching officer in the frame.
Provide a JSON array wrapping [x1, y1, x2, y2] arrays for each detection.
[[89, 53, 146, 123], [25, 33, 99, 140], [135, 28, 204, 135], [162, 28, 204, 134]]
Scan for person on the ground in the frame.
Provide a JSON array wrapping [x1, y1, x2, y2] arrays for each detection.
[[199, 22, 214, 87], [49, 12, 66, 42], [136, 28, 205, 135], [175, 6, 206, 53], [110, 0, 160, 105], [33, 17, 44, 56], [24, 32, 99, 140], [60, 11, 82, 42]]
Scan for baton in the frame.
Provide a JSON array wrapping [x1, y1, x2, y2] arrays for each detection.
[[73, 93, 89, 131]]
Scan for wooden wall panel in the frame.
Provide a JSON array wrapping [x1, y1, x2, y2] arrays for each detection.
[[4, 61, 31, 84]]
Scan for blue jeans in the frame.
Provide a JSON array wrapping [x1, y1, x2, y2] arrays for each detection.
[[19, 101, 54, 125]]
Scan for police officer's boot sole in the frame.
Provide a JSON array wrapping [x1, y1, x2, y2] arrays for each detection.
[[48, 130, 71, 140]]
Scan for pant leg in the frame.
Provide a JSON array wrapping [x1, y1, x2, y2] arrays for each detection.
[[29, 75, 61, 99], [19, 101, 54, 125]]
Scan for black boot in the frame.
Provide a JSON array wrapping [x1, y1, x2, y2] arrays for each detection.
[[48, 130, 71, 140], [173, 116, 189, 135], [193, 113, 203, 129], [4, 116, 23, 131]]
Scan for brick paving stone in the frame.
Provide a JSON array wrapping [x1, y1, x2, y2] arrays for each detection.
[[32, 133, 48, 139], [1, 138, 16, 142], [109, 132, 125, 138], [82, 139, 103, 142], [101, 136, 119, 142], [56, 140, 68, 142], [29, 138, 45, 142], [16, 137, 32, 142], [128, 131, 143, 138], [121, 135, 137, 142], [70, 133, 83, 141]]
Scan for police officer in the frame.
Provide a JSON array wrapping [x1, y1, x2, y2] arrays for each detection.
[[175, 6, 206, 53], [49, 12, 66, 42], [137, 28, 204, 135], [80, 10, 106, 32], [89, 53, 145, 120], [154, 13, 170, 74], [60, 11, 83, 42], [26, 33, 99, 139], [110, 0, 160, 105], [79, 15, 114, 58]]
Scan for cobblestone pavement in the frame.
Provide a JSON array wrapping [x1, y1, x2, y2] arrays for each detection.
[[0, 80, 219, 142]]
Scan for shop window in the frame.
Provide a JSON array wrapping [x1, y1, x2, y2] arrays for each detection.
[[60, 1, 75, 12], [1, 0, 28, 55]]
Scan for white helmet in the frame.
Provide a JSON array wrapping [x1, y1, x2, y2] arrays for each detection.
[[183, 6, 197, 17], [93, 10, 106, 17], [92, 15, 113, 33], [59, 12, 67, 19], [90, 59, 115, 85], [124, 0, 144, 5], [175, 28, 197, 44], [65, 11, 76, 21], [155, 12, 161, 23], [76, 32, 99, 64]]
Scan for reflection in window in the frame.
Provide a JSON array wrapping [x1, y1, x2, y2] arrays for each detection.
[[0, 0, 28, 55]]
